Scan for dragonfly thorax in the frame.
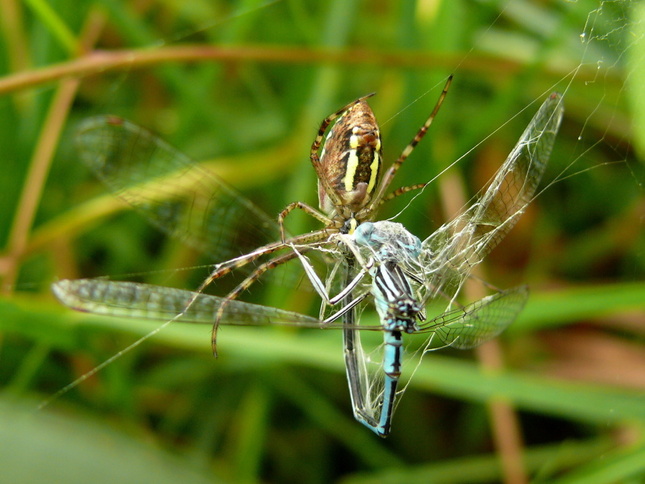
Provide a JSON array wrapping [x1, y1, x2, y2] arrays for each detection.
[[354, 221, 422, 260], [373, 259, 423, 334]]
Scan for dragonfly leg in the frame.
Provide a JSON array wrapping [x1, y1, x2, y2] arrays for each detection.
[[290, 242, 367, 305]]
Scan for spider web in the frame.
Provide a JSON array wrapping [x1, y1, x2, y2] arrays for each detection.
[[12, 0, 641, 425], [315, 0, 644, 434]]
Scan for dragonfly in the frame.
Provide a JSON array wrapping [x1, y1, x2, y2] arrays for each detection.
[[52, 88, 564, 436], [288, 92, 565, 436]]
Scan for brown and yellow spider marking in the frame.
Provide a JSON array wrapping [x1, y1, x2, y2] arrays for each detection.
[[317, 98, 382, 214]]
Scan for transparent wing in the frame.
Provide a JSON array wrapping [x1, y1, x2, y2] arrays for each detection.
[[422, 94, 564, 300], [338, 94, 563, 436], [52, 279, 329, 328], [419, 285, 529, 349], [338, 286, 529, 437], [76, 116, 280, 261]]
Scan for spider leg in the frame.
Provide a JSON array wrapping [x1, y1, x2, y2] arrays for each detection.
[[211, 250, 303, 355], [278, 201, 331, 242], [197, 227, 331, 289], [367, 75, 452, 211], [380, 182, 427, 204]]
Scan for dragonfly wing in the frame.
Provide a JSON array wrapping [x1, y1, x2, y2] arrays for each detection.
[[52, 279, 325, 328], [76, 116, 280, 262], [422, 94, 564, 298], [421, 285, 529, 349]]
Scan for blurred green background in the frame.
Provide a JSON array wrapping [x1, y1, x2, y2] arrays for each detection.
[[0, 0, 643, 482]]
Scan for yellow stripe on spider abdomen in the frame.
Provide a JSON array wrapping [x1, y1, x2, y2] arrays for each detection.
[[318, 100, 383, 213]]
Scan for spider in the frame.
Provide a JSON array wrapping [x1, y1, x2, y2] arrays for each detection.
[[64, 76, 453, 355], [198, 76, 453, 348]]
